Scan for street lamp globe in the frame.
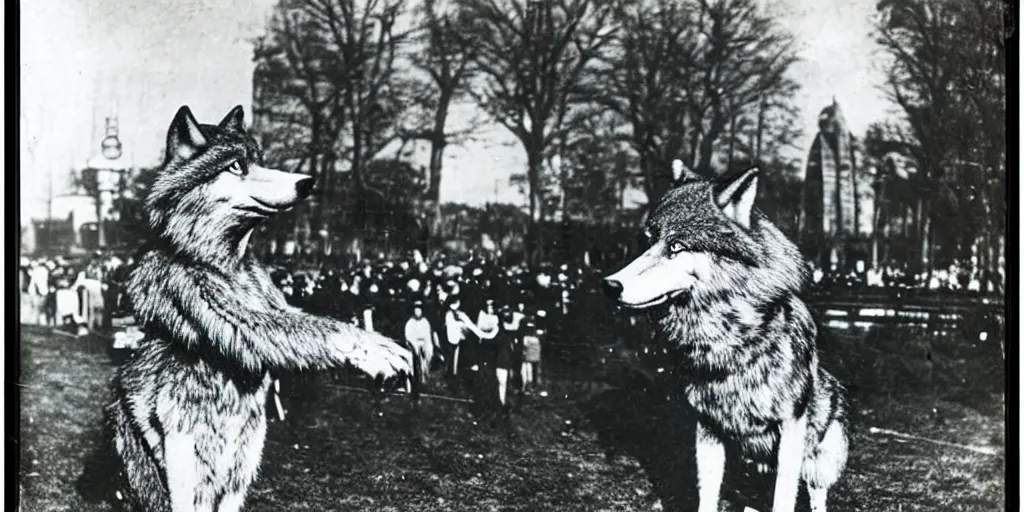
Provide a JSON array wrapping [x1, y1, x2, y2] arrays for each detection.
[[101, 133, 123, 160]]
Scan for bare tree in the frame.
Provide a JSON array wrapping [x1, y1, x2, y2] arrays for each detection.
[[591, 0, 800, 203], [874, 0, 1007, 271], [400, 0, 481, 243], [454, 0, 618, 264], [557, 111, 635, 226], [254, 4, 348, 242], [255, 0, 413, 252]]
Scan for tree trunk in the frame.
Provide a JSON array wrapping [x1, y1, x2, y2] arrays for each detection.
[[697, 121, 724, 176], [319, 153, 335, 256], [526, 148, 544, 266], [642, 151, 671, 205], [639, 151, 655, 203], [727, 108, 737, 172], [351, 118, 367, 246], [917, 197, 929, 272], [872, 179, 885, 268], [427, 90, 452, 251], [428, 139, 446, 249], [755, 98, 766, 163]]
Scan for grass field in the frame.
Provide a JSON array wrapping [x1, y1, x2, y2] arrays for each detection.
[[18, 320, 1005, 511]]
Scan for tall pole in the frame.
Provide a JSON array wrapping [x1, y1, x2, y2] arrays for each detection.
[[46, 161, 54, 253], [96, 170, 106, 249]]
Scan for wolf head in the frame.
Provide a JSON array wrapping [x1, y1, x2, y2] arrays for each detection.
[[604, 162, 807, 310], [146, 106, 314, 263]]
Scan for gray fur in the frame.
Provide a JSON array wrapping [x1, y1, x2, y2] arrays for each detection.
[[104, 106, 412, 511], [607, 167, 849, 512]]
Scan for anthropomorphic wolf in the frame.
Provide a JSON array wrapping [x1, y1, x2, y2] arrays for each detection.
[[603, 160, 848, 512], [102, 105, 412, 512]]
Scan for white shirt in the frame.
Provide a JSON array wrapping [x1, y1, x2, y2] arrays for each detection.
[[445, 310, 465, 345], [445, 309, 489, 345], [29, 266, 50, 296], [363, 308, 375, 332], [477, 311, 500, 339], [405, 317, 433, 346]]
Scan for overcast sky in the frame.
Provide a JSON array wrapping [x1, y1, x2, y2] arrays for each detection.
[[20, 0, 896, 221]]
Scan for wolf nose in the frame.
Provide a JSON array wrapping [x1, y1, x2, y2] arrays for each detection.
[[602, 279, 623, 299], [295, 177, 315, 200]]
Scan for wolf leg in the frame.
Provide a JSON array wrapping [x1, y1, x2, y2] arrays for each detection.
[[801, 419, 848, 512], [164, 432, 207, 512], [695, 421, 726, 512], [219, 412, 268, 512], [771, 415, 807, 512], [807, 487, 827, 512], [217, 491, 246, 512]]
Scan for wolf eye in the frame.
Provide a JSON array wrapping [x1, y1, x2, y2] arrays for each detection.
[[668, 241, 685, 253], [226, 160, 247, 177]]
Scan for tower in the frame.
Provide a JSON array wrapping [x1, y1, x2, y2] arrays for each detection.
[[802, 99, 874, 271]]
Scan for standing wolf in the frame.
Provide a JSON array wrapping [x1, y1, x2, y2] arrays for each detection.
[[603, 161, 848, 512], [101, 106, 412, 512]]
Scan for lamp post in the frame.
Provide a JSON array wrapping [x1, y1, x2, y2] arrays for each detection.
[[86, 117, 127, 249]]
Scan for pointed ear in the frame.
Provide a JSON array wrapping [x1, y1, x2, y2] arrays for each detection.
[[714, 167, 759, 228], [218, 105, 245, 132], [671, 159, 701, 184], [166, 106, 208, 161]]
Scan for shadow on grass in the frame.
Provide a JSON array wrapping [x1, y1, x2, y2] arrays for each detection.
[[19, 318, 1006, 511], [579, 374, 789, 512], [581, 381, 698, 512]]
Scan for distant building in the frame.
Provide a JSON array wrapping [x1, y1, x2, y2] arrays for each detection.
[[801, 99, 875, 271], [20, 0, 272, 254]]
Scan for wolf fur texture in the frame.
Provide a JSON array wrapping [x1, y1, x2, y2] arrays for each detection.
[[102, 106, 413, 512], [603, 161, 849, 512]]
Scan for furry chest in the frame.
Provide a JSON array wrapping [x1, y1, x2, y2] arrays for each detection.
[[683, 378, 783, 452], [149, 360, 271, 432]]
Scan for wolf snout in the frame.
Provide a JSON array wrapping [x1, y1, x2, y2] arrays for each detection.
[[602, 278, 624, 300], [295, 177, 315, 200]]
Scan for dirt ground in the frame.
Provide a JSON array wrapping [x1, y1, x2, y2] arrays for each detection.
[[17, 322, 1005, 511]]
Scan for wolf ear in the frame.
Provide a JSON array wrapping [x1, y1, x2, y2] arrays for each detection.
[[218, 105, 246, 133], [166, 106, 208, 161], [671, 159, 701, 184], [714, 167, 759, 229]]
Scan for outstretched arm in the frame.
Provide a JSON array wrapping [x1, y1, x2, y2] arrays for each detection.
[[457, 311, 492, 339], [128, 259, 411, 378]]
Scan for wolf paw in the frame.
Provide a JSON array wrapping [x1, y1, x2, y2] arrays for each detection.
[[345, 332, 414, 381]]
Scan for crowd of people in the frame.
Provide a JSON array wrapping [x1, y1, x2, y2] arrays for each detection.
[[19, 246, 1005, 422], [19, 253, 133, 333], [809, 259, 1005, 295], [267, 250, 600, 421], [18, 249, 603, 422]]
